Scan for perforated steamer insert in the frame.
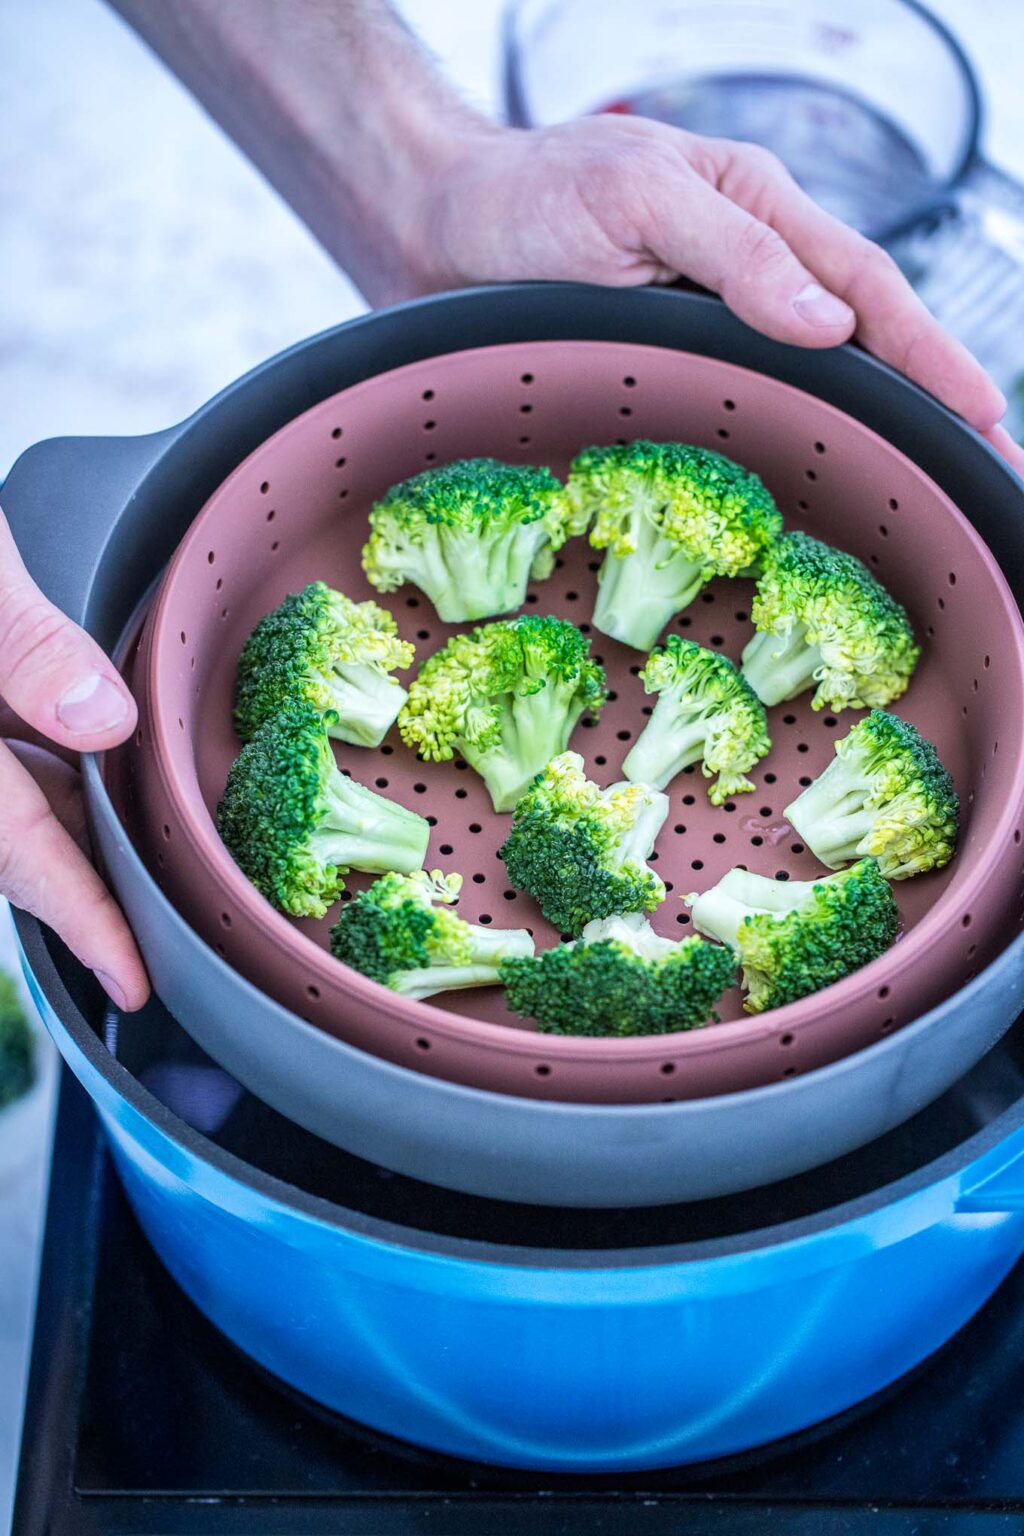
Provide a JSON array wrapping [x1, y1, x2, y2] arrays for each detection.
[[126, 342, 1024, 1104]]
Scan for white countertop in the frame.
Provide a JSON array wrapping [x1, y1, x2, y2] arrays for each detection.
[[1, 1, 1023, 1529]]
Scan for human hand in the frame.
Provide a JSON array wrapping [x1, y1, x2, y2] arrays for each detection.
[[0, 509, 150, 1011], [417, 117, 1022, 471]]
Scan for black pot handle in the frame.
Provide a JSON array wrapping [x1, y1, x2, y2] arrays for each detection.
[[1, 427, 183, 626]]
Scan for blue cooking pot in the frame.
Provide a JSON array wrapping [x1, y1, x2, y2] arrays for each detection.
[[15, 906, 1024, 1473]]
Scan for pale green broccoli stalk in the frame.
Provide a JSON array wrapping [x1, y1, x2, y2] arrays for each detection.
[[399, 615, 607, 812], [785, 710, 958, 879], [0, 973, 35, 1110], [740, 532, 919, 712], [362, 457, 581, 622], [234, 582, 414, 747], [687, 859, 899, 1014], [623, 636, 771, 803], [499, 751, 668, 934], [217, 702, 430, 918], [566, 440, 782, 651], [500, 912, 736, 1036], [330, 869, 534, 999]]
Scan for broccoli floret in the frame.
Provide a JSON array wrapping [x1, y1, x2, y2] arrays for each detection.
[[687, 859, 898, 1014], [499, 751, 668, 934], [566, 440, 782, 651], [362, 458, 581, 623], [0, 973, 35, 1110], [500, 912, 736, 1036], [784, 710, 958, 879], [399, 615, 607, 812], [740, 532, 919, 711], [217, 702, 430, 917], [622, 637, 771, 803], [234, 582, 414, 747], [330, 869, 534, 998]]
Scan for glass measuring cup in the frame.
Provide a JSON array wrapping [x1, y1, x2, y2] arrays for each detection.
[[504, 0, 1024, 422]]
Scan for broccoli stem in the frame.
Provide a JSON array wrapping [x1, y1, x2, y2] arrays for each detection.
[[420, 524, 550, 622], [622, 705, 709, 790], [328, 664, 408, 749], [741, 625, 822, 706], [593, 515, 706, 650], [610, 786, 670, 867], [689, 867, 813, 947], [313, 775, 429, 874], [391, 926, 534, 999], [785, 760, 879, 868], [465, 683, 590, 812]]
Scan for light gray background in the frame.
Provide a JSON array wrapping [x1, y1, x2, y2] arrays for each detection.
[[1, 1, 1022, 1528]]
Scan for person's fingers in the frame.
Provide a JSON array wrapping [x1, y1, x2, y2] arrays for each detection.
[[0, 739, 150, 1010], [707, 141, 1007, 431], [4, 740, 89, 846], [982, 422, 1024, 476], [642, 167, 856, 347], [0, 508, 137, 752]]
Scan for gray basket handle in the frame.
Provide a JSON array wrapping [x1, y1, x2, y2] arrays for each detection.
[[1, 428, 182, 627]]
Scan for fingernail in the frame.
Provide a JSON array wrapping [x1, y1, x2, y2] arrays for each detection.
[[95, 970, 128, 1011], [57, 673, 128, 735], [792, 281, 854, 328]]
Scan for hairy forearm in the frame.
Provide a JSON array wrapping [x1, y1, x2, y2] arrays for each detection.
[[106, 0, 495, 302]]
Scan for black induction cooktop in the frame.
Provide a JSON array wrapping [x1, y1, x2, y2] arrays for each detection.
[[14, 1065, 1024, 1536]]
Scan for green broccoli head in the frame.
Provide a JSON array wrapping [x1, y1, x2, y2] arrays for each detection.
[[740, 532, 919, 711], [362, 458, 579, 623], [687, 859, 899, 1014], [329, 868, 534, 999], [784, 710, 959, 879], [217, 701, 430, 918], [399, 615, 607, 812], [234, 582, 414, 747], [0, 973, 35, 1110], [566, 440, 782, 651], [500, 911, 736, 1036], [623, 636, 771, 803], [499, 750, 668, 934]]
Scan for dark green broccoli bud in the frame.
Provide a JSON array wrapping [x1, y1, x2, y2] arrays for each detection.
[[234, 582, 414, 747], [499, 751, 668, 934], [330, 869, 534, 998], [0, 973, 35, 1110], [217, 702, 430, 918], [784, 710, 958, 879], [623, 636, 771, 803], [566, 440, 782, 651], [500, 912, 736, 1036], [399, 615, 607, 812], [687, 859, 899, 1014], [740, 532, 919, 712], [362, 457, 582, 623]]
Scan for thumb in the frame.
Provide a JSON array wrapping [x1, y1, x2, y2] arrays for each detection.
[[0, 507, 136, 752], [653, 176, 856, 347]]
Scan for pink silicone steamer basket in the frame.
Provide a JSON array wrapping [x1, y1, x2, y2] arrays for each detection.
[[127, 340, 1024, 1105]]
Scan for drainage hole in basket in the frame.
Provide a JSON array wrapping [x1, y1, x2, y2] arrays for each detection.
[[307, 985, 320, 1001], [1015, 829, 1022, 846], [423, 419, 436, 431], [455, 758, 468, 770], [660, 1062, 676, 1076], [623, 375, 637, 388], [425, 451, 436, 463], [814, 441, 826, 455], [422, 388, 435, 402], [676, 913, 690, 924], [701, 591, 715, 604], [879, 524, 888, 538], [135, 729, 143, 747], [962, 913, 972, 928], [823, 716, 837, 728], [723, 398, 736, 411], [713, 832, 726, 844], [805, 469, 817, 482], [220, 912, 232, 929], [679, 615, 692, 628], [535, 1063, 552, 1077], [751, 835, 764, 847], [717, 428, 730, 440], [617, 729, 632, 741], [525, 592, 538, 605], [760, 805, 772, 817], [797, 743, 810, 754], [595, 754, 607, 766], [469, 823, 482, 834], [880, 1018, 895, 1034], [683, 794, 696, 806], [797, 499, 809, 512], [380, 744, 394, 756], [973, 678, 979, 692], [479, 914, 492, 925], [413, 782, 426, 793], [504, 890, 517, 901], [375, 777, 388, 789], [417, 628, 430, 640], [691, 859, 704, 870], [764, 772, 776, 784], [331, 426, 343, 438], [455, 787, 468, 799], [179, 631, 187, 645], [215, 942, 226, 958], [878, 985, 891, 1000], [162, 824, 171, 841], [674, 824, 687, 835], [782, 1067, 796, 1078], [791, 842, 804, 854], [520, 403, 533, 415], [335, 457, 347, 470], [780, 1033, 794, 1047], [710, 633, 724, 646], [439, 843, 454, 855], [426, 815, 438, 827], [260, 481, 269, 495], [415, 1037, 431, 1050], [775, 870, 790, 881], [937, 596, 946, 611], [723, 801, 736, 813], [215, 578, 223, 592], [620, 406, 633, 418], [472, 873, 485, 884], [519, 435, 531, 446]]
